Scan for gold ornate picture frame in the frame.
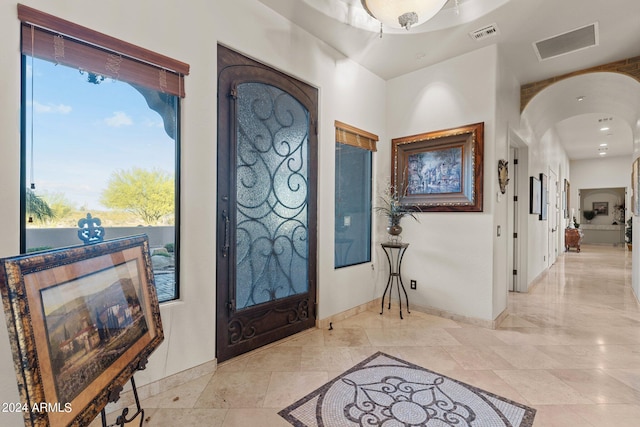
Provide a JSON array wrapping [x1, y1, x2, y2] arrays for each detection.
[[0, 235, 163, 426], [391, 122, 484, 212]]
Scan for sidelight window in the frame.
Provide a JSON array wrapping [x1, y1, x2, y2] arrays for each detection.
[[334, 121, 377, 268]]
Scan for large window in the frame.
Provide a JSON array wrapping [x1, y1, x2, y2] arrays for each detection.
[[334, 121, 377, 268], [19, 5, 189, 302]]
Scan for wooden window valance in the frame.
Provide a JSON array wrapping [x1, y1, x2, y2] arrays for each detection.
[[18, 4, 189, 97], [335, 120, 378, 152]]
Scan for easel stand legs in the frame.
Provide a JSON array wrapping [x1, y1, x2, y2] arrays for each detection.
[[101, 361, 147, 427]]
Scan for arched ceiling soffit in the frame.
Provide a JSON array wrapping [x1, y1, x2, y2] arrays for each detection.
[[520, 72, 640, 143], [520, 57, 640, 111]]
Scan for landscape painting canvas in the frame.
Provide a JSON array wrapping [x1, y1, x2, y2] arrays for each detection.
[[0, 235, 163, 427], [407, 146, 462, 195], [41, 259, 149, 404]]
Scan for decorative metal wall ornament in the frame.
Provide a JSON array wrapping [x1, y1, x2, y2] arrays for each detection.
[[77, 213, 105, 244], [498, 159, 509, 194]]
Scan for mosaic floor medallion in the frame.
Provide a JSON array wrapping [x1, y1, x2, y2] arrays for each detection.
[[279, 352, 536, 427]]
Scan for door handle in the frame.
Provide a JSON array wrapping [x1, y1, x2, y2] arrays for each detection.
[[222, 210, 230, 257]]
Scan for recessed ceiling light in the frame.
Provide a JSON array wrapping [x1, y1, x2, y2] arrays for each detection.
[[576, 96, 585, 101], [599, 143, 608, 147], [599, 152, 607, 156], [600, 126, 610, 131]]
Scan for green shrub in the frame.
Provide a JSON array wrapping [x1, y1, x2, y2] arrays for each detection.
[[152, 248, 170, 257], [164, 243, 174, 253], [27, 246, 54, 253]]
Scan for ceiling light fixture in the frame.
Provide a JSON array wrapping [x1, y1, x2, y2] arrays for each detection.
[[600, 126, 610, 131], [361, 0, 448, 31], [599, 143, 608, 147]]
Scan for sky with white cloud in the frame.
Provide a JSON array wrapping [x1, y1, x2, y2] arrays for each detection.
[[32, 101, 72, 114], [26, 57, 175, 211], [104, 111, 133, 127]]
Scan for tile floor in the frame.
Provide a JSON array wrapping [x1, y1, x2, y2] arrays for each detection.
[[101, 244, 640, 426]]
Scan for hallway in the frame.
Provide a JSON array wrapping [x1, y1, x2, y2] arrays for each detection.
[[100, 244, 640, 426]]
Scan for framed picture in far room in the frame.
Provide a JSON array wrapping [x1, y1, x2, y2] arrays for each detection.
[[0, 235, 163, 427], [530, 176, 541, 215], [593, 201, 608, 215], [634, 158, 639, 216], [563, 179, 570, 218]]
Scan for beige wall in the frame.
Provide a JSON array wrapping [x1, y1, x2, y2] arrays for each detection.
[[385, 45, 500, 322], [0, 0, 386, 423]]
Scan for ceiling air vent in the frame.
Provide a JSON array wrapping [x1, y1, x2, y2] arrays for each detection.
[[533, 22, 599, 61], [469, 23, 500, 41]]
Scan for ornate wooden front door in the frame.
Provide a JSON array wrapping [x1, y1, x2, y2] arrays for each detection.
[[216, 45, 317, 362]]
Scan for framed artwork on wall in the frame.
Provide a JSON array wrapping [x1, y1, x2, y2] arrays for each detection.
[[563, 179, 570, 219], [0, 235, 163, 427], [593, 201, 609, 215], [633, 158, 640, 216], [391, 122, 484, 212], [540, 173, 548, 220], [530, 176, 541, 215]]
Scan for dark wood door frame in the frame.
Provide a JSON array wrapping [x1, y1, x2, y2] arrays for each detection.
[[216, 45, 318, 362]]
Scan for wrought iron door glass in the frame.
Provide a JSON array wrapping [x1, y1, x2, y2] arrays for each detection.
[[235, 82, 309, 310]]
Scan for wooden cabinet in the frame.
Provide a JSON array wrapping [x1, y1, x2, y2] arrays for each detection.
[[565, 228, 583, 252]]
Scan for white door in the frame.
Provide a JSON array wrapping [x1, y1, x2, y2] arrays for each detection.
[[508, 148, 518, 292], [548, 169, 559, 266]]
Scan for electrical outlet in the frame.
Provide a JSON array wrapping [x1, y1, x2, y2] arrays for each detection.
[[410, 280, 417, 290]]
